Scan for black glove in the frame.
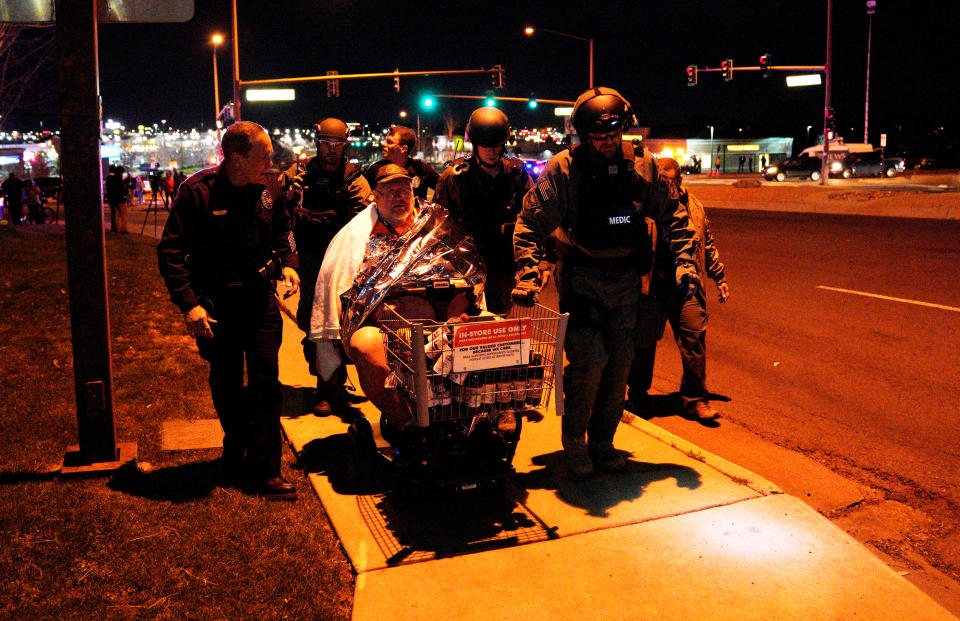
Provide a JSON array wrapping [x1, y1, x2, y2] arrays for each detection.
[[296, 207, 338, 227], [679, 271, 702, 301]]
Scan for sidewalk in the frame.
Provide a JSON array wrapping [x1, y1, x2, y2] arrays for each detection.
[[275, 303, 956, 620]]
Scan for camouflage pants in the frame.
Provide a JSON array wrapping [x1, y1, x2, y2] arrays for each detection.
[[559, 264, 640, 446]]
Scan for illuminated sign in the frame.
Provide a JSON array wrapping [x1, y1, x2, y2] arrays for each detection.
[[726, 144, 760, 152], [0, 155, 20, 166], [245, 89, 296, 102], [786, 74, 822, 87], [100, 144, 121, 158], [554, 107, 573, 116]]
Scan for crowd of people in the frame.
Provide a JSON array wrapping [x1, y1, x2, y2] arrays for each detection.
[[2, 171, 46, 225], [156, 85, 731, 499]]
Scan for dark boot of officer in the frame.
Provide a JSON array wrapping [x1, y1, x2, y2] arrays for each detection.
[[312, 365, 365, 417]]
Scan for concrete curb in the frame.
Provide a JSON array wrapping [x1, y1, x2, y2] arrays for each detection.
[[623, 413, 782, 497]]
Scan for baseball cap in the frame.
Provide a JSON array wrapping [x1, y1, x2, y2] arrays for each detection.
[[375, 163, 412, 186]]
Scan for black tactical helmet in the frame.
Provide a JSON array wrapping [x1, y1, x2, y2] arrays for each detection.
[[465, 107, 510, 147], [314, 117, 349, 142], [571, 87, 634, 136]]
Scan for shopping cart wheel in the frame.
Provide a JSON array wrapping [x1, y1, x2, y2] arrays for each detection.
[[348, 415, 378, 457]]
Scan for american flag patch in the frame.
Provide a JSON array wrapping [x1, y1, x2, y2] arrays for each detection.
[[536, 177, 554, 202]]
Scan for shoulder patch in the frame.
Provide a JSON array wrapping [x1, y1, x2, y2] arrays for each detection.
[[535, 177, 555, 203]]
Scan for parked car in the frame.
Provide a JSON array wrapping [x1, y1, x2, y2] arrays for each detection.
[[830, 151, 905, 178], [762, 155, 823, 182]]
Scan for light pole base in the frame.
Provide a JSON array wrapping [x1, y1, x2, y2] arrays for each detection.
[[60, 441, 138, 475]]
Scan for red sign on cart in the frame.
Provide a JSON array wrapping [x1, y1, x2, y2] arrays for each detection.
[[452, 318, 531, 372]]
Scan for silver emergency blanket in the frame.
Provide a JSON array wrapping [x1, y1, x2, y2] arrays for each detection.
[[339, 202, 486, 342]]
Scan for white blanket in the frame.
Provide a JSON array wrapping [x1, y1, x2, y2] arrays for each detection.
[[308, 204, 379, 379]]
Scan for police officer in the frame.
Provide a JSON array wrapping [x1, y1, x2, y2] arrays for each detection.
[[287, 117, 371, 416], [512, 87, 699, 476], [363, 125, 439, 201], [628, 157, 729, 421], [157, 121, 300, 499], [434, 107, 533, 314]]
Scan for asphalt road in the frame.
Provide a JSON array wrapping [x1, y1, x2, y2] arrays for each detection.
[[646, 209, 960, 507]]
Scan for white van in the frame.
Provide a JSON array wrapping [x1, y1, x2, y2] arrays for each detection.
[[799, 138, 874, 165]]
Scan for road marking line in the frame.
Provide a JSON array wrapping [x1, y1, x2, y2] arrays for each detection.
[[816, 286, 960, 313]]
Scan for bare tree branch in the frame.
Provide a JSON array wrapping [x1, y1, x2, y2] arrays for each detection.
[[0, 24, 56, 133]]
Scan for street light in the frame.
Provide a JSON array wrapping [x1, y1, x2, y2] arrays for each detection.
[[524, 25, 594, 89], [864, 0, 876, 144], [211, 33, 223, 140]]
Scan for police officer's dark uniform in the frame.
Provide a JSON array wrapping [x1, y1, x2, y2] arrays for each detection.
[[292, 118, 371, 414], [157, 122, 298, 497], [434, 107, 533, 314], [512, 87, 699, 476]]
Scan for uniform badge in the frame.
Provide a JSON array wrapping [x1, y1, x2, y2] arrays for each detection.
[[258, 189, 273, 223]]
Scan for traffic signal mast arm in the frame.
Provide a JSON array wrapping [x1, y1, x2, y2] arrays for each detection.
[[695, 64, 825, 74], [433, 94, 575, 105], [239, 67, 503, 87]]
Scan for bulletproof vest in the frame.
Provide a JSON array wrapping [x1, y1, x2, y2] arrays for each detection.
[[301, 158, 360, 216], [449, 156, 526, 275], [572, 145, 645, 252]]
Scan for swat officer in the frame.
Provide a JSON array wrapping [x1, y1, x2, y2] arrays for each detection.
[[434, 107, 533, 314], [287, 117, 371, 416], [628, 157, 729, 421], [512, 87, 699, 476], [363, 125, 439, 201], [157, 121, 300, 499]]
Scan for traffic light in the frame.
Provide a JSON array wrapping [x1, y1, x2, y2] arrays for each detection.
[[393, 68, 400, 93], [721, 59, 733, 81], [759, 53, 771, 78], [824, 105, 836, 139], [686, 64, 698, 86], [421, 95, 435, 109], [485, 95, 497, 107], [528, 97, 538, 109], [326, 70, 339, 97], [490, 64, 504, 89]]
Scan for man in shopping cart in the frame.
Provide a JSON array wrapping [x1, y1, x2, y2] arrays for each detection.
[[308, 164, 485, 431], [512, 87, 700, 477]]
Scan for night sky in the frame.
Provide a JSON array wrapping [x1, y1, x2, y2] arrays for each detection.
[[12, 0, 960, 150]]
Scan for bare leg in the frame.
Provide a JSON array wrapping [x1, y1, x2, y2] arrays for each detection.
[[346, 326, 413, 427]]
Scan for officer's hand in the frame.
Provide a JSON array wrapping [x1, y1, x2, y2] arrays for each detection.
[[716, 280, 730, 303], [281, 267, 300, 298], [537, 261, 553, 290], [184, 305, 217, 339], [285, 174, 304, 203], [511, 283, 539, 307], [314, 209, 338, 225], [679, 271, 702, 301]]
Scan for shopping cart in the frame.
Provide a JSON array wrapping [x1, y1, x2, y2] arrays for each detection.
[[374, 301, 568, 491]]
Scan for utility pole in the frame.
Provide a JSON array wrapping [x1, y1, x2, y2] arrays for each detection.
[[864, 0, 876, 145], [56, 0, 136, 472], [821, 0, 833, 185], [231, 0, 241, 121]]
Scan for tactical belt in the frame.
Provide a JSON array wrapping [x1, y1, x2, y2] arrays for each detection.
[[565, 247, 638, 270]]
